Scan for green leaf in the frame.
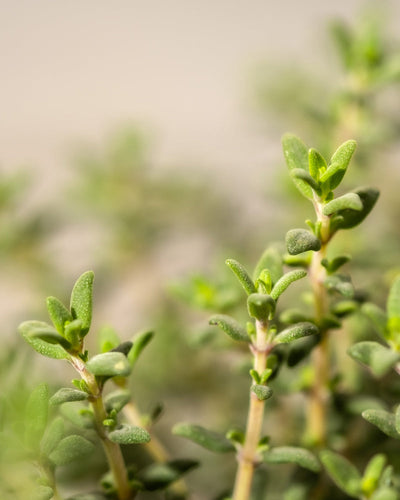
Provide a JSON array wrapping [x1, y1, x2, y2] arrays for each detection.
[[99, 325, 121, 352], [253, 246, 283, 285], [70, 270, 94, 337], [49, 435, 95, 465], [31, 330, 72, 350], [33, 486, 54, 500], [348, 341, 400, 377], [308, 148, 326, 181], [286, 229, 321, 255], [137, 459, 198, 491], [104, 390, 131, 413], [172, 423, 235, 453], [40, 416, 65, 456], [371, 488, 399, 500], [19, 321, 69, 359], [330, 187, 379, 232], [108, 424, 150, 444], [321, 255, 351, 273], [50, 388, 89, 406], [64, 319, 83, 346], [209, 314, 249, 342], [362, 303, 389, 340], [25, 383, 49, 449], [127, 330, 154, 367], [226, 259, 257, 295], [321, 140, 357, 190], [251, 384, 273, 401], [331, 300, 358, 318], [282, 134, 313, 199], [46, 296, 72, 335], [290, 168, 320, 193], [324, 274, 354, 298], [387, 276, 400, 321], [323, 193, 362, 216], [263, 446, 321, 473], [320, 450, 362, 497], [247, 293, 275, 321], [271, 269, 307, 300], [274, 322, 318, 344], [86, 352, 131, 377], [362, 454, 386, 496], [362, 409, 400, 439]]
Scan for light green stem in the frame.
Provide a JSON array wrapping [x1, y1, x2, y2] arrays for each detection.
[[306, 202, 331, 447], [232, 320, 270, 500]]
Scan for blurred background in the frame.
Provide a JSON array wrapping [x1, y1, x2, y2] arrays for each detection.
[[2, 0, 400, 499]]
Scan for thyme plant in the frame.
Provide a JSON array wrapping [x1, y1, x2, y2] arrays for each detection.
[[16, 134, 400, 500]]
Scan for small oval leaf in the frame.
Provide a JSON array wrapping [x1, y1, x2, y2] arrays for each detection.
[[263, 446, 321, 472], [46, 296, 73, 335], [362, 409, 400, 439], [251, 384, 273, 401], [320, 450, 361, 497], [50, 388, 89, 406], [209, 314, 249, 342], [348, 341, 400, 377], [86, 352, 131, 377], [226, 259, 257, 295], [323, 193, 362, 216], [286, 229, 321, 255], [172, 423, 235, 453], [271, 269, 307, 300], [108, 424, 150, 445], [49, 435, 94, 465], [274, 322, 318, 344], [247, 293, 275, 321], [70, 270, 94, 337]]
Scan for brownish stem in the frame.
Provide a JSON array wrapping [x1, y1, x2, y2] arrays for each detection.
[[232, 321, 270, 500], [70, 357, 133, 500]]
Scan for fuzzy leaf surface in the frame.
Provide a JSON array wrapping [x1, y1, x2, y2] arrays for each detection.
[[19, 321, 70, 358], [70, 270, 94, 336], [226, 259, 257, 295], [275, 322, 318, 344], [330, 187, 379, 232], [46, 296, 72, 335], [263, 446, 321, 472], [323, 193, 362, 216], [86, 352, 131, 377], [286, 229, 321, 255], [251, 385, 273, 401], [49, 435, 94, 465], [50, 388, 89, 406], [108, 423, 150, 444], [209, 314, 249, 342], [271, 269, 307, 300], [282, 134, 313, 199], [362, 409, 400, 439]]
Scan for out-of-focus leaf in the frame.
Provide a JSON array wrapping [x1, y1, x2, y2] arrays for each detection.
[[320, 450, 361, 497], [253, 246, 283, 285], [348, 341, 399, 377], [263, 446, 321, 472], [362, 409, 400, 439], [127, 330, 154, 368], [49, 435, 94, 465], [172, 423, 235, 453], [25, 383, 49, 449]]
